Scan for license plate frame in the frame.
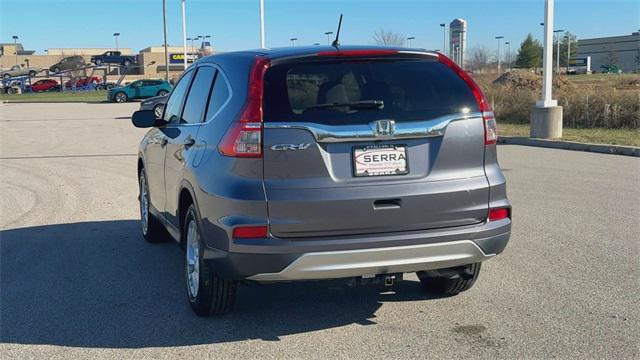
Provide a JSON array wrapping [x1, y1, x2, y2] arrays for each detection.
[[352, 144, 409, 177]]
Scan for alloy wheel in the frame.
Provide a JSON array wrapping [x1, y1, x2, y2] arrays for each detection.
[[186, 219, 200, 299]]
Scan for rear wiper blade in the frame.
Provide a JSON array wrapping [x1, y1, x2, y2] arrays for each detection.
[[307, 100, 384, 111]]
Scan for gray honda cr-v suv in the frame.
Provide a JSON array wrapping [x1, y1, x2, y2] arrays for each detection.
[[132, 46, 511, 316]]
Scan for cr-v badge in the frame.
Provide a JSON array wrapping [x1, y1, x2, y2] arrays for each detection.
[[270, 143, 312, 151]]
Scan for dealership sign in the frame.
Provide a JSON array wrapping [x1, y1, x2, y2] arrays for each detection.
[[170, 53, 198, 64]]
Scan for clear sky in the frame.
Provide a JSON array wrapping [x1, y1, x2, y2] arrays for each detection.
[[1, 0, 638, 54]]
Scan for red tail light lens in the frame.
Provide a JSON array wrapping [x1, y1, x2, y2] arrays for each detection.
[[219, 56, 270, 157], [488, 208, 510, 222], [437, 53, 497, 145], [233, 225, 268, 239]]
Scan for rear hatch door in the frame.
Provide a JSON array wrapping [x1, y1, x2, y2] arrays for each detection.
[[262, 53, 489, 238]]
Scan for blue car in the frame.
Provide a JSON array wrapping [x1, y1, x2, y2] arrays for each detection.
[[108, 79, 172, 103]]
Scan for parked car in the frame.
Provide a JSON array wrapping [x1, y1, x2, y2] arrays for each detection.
[[65, 76, 102, 89], [1, 64, 42, 79], [108, 79, 171, 103], [49, 55, 86, 74], [131, 46, 512, 316], [31, 79, 60, 92], [139, 94, 168, 119], [91, 51, 137, 67]]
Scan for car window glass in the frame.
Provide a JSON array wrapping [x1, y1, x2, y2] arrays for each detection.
[[205, 70, 230, 121], [163, 69, 194, 124], [181, 66, 216, 124]]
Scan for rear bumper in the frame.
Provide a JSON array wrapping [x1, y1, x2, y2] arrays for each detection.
[[247, 240, 492, 282], [203, 218, 511, 282]]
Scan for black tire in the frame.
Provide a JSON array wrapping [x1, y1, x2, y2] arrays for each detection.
[[139, 169, 166, 243], [95, 59, 103, 66], [157, 90, 168, 97], [53, 67, 61, 74], [114, 91, 128, 103], [123, 60, 131, 67], [2, 74, 10, 80], [183, 205, 237, 316], [28, 70, 37, 77], [417, 263, 481, 296]]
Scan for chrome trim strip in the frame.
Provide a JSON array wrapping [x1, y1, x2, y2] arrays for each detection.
[[247, 240, 493, 282], [263, 112, 482, 143]]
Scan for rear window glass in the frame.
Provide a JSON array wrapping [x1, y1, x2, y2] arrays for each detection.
[[263, 59, 478, 124]]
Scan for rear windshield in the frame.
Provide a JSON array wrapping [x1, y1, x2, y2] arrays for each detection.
[[263, 58, 478, 124]]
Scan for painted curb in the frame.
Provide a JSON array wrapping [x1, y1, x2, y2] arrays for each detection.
[[498, 137, 640, 157]]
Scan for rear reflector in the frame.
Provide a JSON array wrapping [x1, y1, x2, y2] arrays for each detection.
[[488, 208, 510, 221], [437, 53, 498, 145], [233, 225, 268, 239], [316, 49, 398, 57], [219, 56, 270, 157]]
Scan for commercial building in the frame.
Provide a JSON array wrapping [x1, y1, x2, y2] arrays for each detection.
[[0, 42, 205, 82], [449, 19, 467, 67], [576, 32, 639, 73]]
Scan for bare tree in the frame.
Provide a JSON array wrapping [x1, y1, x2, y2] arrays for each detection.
[[468, 46, 490, 72], [373, 29, 406, 46]]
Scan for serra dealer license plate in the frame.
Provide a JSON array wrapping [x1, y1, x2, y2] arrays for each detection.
[[353, 145, 409, 177]]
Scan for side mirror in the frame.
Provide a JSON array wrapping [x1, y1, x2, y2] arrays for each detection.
[[132, 110, 167, 128]]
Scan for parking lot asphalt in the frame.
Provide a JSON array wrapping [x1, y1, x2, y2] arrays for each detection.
[[1, 102, 639, 359]]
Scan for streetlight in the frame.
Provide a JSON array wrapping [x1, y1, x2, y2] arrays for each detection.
[[113, 32, 120, 51], [439, 24, 446, 56], [162, 0, 169, 81], [12, 35, 18, 65], [496, 36, 504, 73], [407, 36, 415, 47], [505, 41, 511, 71], [566, 32, 571, 74], [324, 31, 333, 45], [181, 0, 188, 70], [259, 0, 265, 48], [554, 29, 564, 74], [290, 37, 298, 46]]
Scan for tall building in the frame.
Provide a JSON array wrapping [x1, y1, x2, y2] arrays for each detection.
[[449, 19, 467, 67]]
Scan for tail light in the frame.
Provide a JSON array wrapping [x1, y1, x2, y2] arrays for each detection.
[[438, 53, 498, 145], [488, 208, 510, 222], [219, 56, 270, 157], [233, 225, 268, 238]]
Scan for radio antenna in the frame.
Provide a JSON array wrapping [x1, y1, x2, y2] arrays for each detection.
[[331, 14, 343, 48]]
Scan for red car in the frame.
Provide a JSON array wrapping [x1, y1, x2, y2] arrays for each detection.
[[65, 76, 102, 88], [31, 79, 59, 92]]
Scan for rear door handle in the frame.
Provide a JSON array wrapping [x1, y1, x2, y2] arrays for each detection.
[[373, 199, 402, 210], [184, 138, 195, 149]]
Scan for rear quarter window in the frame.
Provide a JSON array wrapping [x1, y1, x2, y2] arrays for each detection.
[[263, 58, 478, 125]]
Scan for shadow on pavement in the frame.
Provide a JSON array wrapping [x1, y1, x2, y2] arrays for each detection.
[[1, 220, 441, 348]]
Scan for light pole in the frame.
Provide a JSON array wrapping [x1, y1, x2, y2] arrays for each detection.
[[12, 35, 18, 65], [407, 36, 415, 47], [324, 31, 333, 45], [554, 29, 564, 74], [566, 32, 571, 73], [440, 24, 446, 56], [290, 37, 298, 46], [505, 41, 511, 71], [181, 0, 188, 70], [532, 0, 562, 139], [259, 0, 265, 48], [495, 36, 504, 73], [458, 30, 466, 68], [162, 0, 169, 81], [113, 33, 120, 51]]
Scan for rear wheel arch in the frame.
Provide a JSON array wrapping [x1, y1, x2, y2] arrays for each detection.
[[178, 186, 197, 247]]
